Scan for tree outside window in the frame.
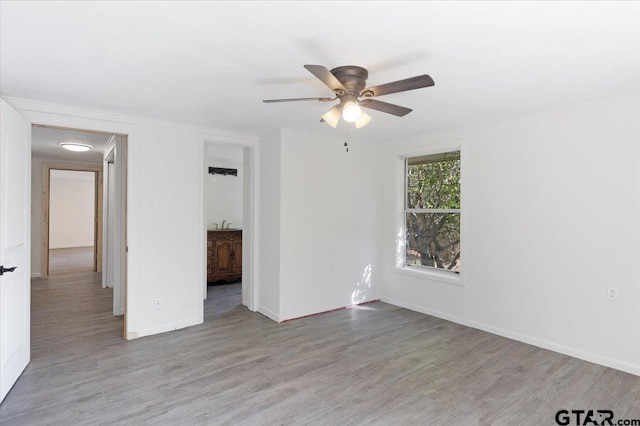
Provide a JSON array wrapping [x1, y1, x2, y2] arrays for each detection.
[[405, 151, 460, 273]]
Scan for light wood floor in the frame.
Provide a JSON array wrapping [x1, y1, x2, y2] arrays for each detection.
[[49, 246, 95, 275], [1, 273, 639, 425]]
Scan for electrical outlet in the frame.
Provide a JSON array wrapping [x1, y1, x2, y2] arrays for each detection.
[[154, 297, 161, 310], [329, 264, 336, 273], [605, 286, 618, 302]]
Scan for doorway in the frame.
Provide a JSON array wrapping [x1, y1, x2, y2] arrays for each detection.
[[41, 162, 103, 278], [47, 169, 98, 275], [202, 141, 254, 319], [33, 126, 128, 331]]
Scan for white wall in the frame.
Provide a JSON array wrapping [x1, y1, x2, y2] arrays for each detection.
[[133, 122, 222, 336], [257, 131, 281, 321], [204, 157, 243, 229], [49, 170, 95, 249], [278, 129, 381, 321], [30, 157, 101, 277], [380, 95, 640, 375], [258, 129, 381, 322], [241, 146, 253, 307]]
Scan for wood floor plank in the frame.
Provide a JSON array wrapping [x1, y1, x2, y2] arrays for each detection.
[[571, 368, 640, 417], [1, 272, 639, 425], [624, 392, 640, 418], [49, 247, 95, 275]]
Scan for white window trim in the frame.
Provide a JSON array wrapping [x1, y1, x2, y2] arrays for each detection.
[[392, 140, 466, 286]]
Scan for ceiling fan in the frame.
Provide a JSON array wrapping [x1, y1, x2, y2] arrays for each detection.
[[263, 65, 434, 129]]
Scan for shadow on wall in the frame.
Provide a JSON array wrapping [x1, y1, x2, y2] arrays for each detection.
[[351, 262, 372, 305]]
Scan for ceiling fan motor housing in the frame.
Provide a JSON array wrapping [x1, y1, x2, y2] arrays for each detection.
[[330, 66, 368, 96]]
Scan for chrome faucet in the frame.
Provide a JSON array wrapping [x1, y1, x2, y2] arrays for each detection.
[[221, 220, 226, 229], [226, 223, 232, 229]]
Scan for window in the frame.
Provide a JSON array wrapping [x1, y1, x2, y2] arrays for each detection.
[[404, 151, 461, 273]]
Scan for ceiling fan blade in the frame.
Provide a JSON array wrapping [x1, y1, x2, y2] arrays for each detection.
[[263, 97, 333, 103], [360, 99, 412, 117], [304, 65, 347, 94], [361, 74, 434, 97]]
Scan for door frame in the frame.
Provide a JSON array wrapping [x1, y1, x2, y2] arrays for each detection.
[[103, 137, 127, 318], [41, 162, 103, 277], [199, 137, 260, 313], [13, 101, 139, 339]]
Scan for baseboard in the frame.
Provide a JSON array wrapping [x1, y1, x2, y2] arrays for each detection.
[[133, 318, 202, 339], [381, 296, 640, 377], [281, 299, 381, 323], [257, 305, 280, 323], [49, 245, 94, 250], [31, 273, 42, 279]]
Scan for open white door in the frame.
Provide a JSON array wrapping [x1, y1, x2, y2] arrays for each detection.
[[0, 99, 31, 403], [103, 137, 126, 317]]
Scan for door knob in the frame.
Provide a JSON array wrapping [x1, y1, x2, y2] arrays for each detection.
[[0, 266, 17, 276]]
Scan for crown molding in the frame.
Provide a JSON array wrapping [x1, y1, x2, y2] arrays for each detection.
[[2, 96, 259, 144]]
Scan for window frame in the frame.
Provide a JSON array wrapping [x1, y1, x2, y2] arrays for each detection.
[[393, 142, 465, 286]]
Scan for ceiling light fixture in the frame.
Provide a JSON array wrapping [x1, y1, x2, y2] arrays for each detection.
[[341, 95, 362, 123], [321, 105, 342, 128], [355, 110, 372, 129], [60, 142, 93, 152], [321, 96, 368, 129]]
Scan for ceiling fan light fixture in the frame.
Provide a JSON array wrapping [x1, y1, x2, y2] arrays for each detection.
[[59, 142, 93, 152], [355, 110, 372, 129], [341, 97, 362, 123], [322, 105, 342, 129], [263, 64, 435, 129]]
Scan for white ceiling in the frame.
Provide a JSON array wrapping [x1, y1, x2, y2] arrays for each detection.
[[2, 2, 639, 142], [32, 126, 113, 163]]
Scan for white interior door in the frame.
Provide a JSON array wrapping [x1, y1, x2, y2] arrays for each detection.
[[0, 99, 31, 403], [104, 138, 126, 317], [105, 160, 115, 289]]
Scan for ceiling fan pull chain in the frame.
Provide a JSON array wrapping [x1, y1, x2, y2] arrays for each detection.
[[344, 127, 349, 153]]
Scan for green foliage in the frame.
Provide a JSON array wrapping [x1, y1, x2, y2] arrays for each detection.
[[407, 159, 460, 209], [406, 158, 461, 272]]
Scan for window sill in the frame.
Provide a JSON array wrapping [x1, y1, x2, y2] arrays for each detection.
[[393, 265, 465, 287]]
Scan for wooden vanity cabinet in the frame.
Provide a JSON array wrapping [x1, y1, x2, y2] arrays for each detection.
[[207, 230, 242, 283]]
